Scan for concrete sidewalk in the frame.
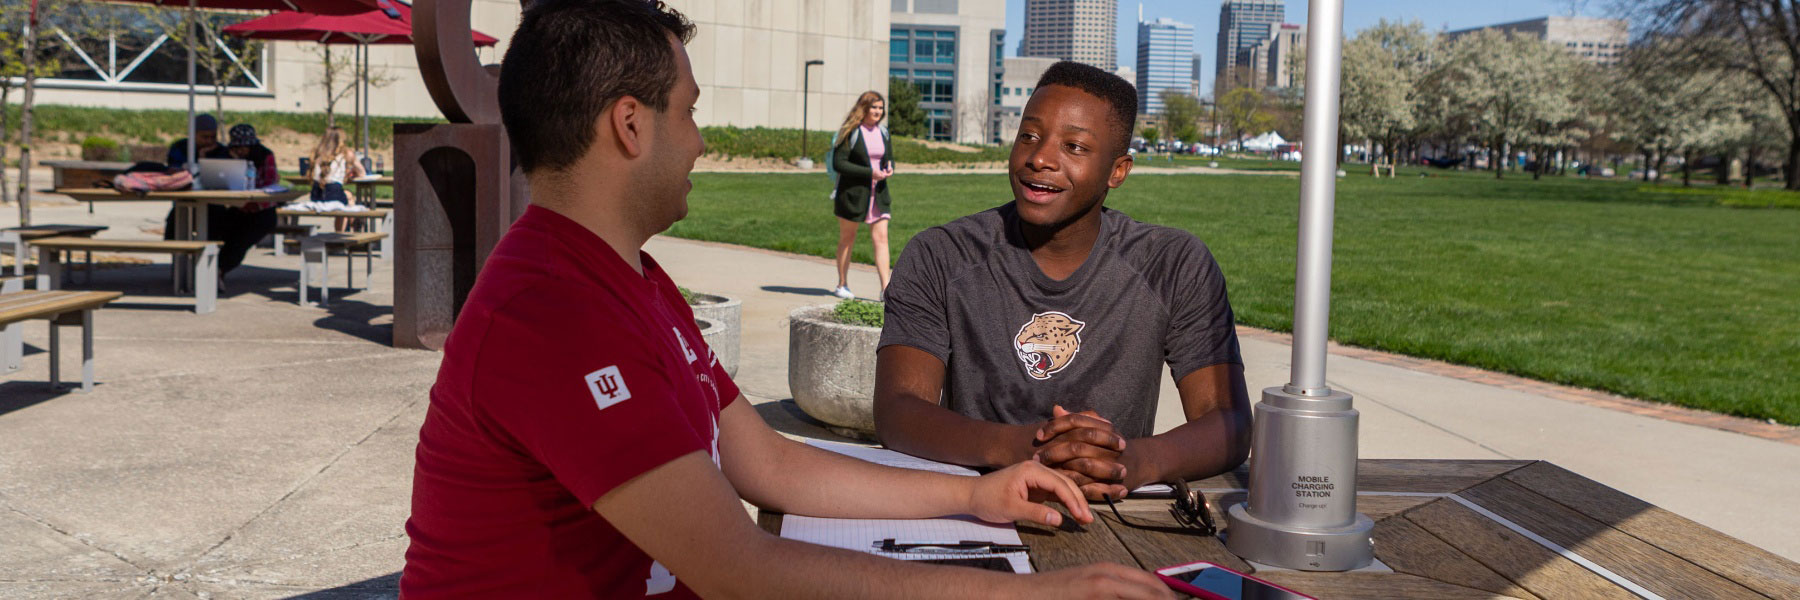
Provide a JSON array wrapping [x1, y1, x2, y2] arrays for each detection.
[[0, 192, 1794, 599]]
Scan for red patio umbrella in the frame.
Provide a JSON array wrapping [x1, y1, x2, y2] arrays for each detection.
[[100, 0, 392, 174], [224, 4, 498, 166]]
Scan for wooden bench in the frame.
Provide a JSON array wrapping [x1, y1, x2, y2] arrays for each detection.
[[1, 275, 25, 373], [1, 225, 109, 277], [0, 288, 123, 391], [290, 232, 387, 306], [268, 223, 318, 257], [29, 237, 221, 314], [276, 208, 394, 259]]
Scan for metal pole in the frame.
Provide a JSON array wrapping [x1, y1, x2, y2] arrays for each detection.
[[186, 0, 197, 175], [1287, 0, 1345, 396], [802, 65, 809, 159], [1223, 0, 1374, 572], [361, 43, 371, 164], [800, 60, 823, 168]]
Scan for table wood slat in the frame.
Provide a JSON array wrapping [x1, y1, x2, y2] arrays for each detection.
[[278, 208, 390, 217], [1404, 497, 1639, 599], [1097, 498, 1252, 573], [0, 291, 122, 323], [1503, 462, 1800, 599], [1374, 515, 1543, 599], [1255, 571, 1529, 600], [1461, 477, 1770, 600], [1015, 506, 1141, 572], [1356, 459, 1537, 493], [28, 237, 217, 253]]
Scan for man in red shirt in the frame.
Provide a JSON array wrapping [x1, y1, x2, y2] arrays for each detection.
[[400, 1, 1173, 598]]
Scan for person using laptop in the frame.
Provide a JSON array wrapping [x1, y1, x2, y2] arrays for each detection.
[[165, 113, 230, 170], [400, 2, 1172, 599], [872, 62, 1253, 501], [197, 124, 283, 288]]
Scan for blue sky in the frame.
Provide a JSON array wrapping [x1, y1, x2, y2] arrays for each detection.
[[1002, 0, 1595, 94]]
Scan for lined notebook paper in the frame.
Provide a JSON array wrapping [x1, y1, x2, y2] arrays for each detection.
[[786, 441, 1029, 573], [781, 514, 1032, 573]]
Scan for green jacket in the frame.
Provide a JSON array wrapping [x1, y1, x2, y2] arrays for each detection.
[[832, 127, 893, 221]]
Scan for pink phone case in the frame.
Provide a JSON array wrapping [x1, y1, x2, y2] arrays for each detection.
[[1153, 560, 1317, 600]]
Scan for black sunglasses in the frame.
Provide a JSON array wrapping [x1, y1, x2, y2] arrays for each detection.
[[1102, 478, 1217, 537]]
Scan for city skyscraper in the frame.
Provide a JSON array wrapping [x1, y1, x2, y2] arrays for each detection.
[[1135, 16, 1195, 116], [1215, 0, 1284, 93], [1018, 0, 1119, 71]]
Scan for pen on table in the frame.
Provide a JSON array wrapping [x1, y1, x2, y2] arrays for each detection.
[[875, 539, 1031, 554]]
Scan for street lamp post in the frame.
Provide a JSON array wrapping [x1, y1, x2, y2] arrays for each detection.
[[799, 59, 824, 169], [1223, 0, 1376, 572]]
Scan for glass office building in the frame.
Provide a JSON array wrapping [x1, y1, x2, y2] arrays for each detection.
[[1136, 18, 1195, 116]]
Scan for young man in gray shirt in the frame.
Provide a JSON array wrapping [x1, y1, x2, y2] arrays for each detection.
[[875, 62, 1252, 500]]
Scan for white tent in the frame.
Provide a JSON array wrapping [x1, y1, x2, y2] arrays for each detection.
[[1241, 131, 1288, 152]]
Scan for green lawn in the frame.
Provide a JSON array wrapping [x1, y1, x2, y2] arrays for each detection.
[[668, 171, 1800, 425]]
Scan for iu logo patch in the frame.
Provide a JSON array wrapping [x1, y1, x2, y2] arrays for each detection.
[[1014, 311, 1086, 380], [585, 366, 632, 410]]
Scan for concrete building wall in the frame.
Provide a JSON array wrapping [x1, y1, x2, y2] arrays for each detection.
[[1248, 23, 1303, 90], [891, 0, 1004, 144], [1019, 0, 1118, 71], [1447, 16, 1629, 66], [22, 0, 888, 136], [994, 56, 1059, 144], [1215, 0, 1284, 92]]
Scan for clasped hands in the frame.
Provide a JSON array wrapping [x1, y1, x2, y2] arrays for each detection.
[[1030, 405, 1134, 501]]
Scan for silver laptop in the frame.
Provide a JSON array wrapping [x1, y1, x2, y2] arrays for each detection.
[[197, 158, 255, 191]]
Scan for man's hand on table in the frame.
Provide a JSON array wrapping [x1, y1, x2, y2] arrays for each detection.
[[1033, 406, 1131, 500], [964, 461, 1095, 527]]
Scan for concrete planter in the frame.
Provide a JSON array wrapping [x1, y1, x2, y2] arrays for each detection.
[[688, 293, 740, 377], [787, 304, 880, 440], [695, 317, 732, 379]]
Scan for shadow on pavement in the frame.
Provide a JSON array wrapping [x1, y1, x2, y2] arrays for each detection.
[[753, 399, 865, 444], [0, 381, 76, 417], [310, 298, 396, 346], [760, 285, 837, 298], [282, 572, 398, 599]]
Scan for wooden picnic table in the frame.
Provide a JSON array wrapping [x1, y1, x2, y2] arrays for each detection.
[[275, 207, 394, 258], [282, 175, 394, 207], [53, 188, 306, 290], [757, 459, 1800, 599], [54, 188, 307, 241]]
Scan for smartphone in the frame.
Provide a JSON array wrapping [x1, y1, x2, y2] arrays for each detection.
[[1154, 561, 1315, 600]]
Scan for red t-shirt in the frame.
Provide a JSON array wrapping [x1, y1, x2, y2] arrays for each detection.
[[401, 206, 739, 598]]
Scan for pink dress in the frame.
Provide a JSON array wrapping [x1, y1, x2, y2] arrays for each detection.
[[861, 125, 891, 224]]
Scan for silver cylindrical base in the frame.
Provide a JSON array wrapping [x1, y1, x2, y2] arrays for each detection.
[[1225, 503, 1374, 571], [1224, 386, 1374, 571]]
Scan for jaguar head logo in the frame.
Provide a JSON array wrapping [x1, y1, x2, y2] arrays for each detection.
[[1014, 311, 1086, 380]]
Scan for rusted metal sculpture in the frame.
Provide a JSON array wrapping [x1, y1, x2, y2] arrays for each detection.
[[394, 0, 529, 350]]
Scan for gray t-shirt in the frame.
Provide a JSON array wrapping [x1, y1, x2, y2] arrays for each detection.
[[879, 203, 1242, 439]]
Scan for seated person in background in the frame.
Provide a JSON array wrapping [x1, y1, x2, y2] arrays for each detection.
[[207, 125, 281, 288], [165, 113, 231, 170], [400, 2, 1172, 599], [874, 62, 1252, 500], [226, 124, 280, 188], [308, 127, 365, 231], [161, 113, 233, 242]]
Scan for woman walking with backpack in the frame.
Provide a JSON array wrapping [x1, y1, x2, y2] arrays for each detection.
[[828, 91, 895, 300]]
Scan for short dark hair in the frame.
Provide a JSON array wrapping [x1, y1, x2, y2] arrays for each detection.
[[1034, 61, 1137, 153], [498, 0, 696, 173]]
